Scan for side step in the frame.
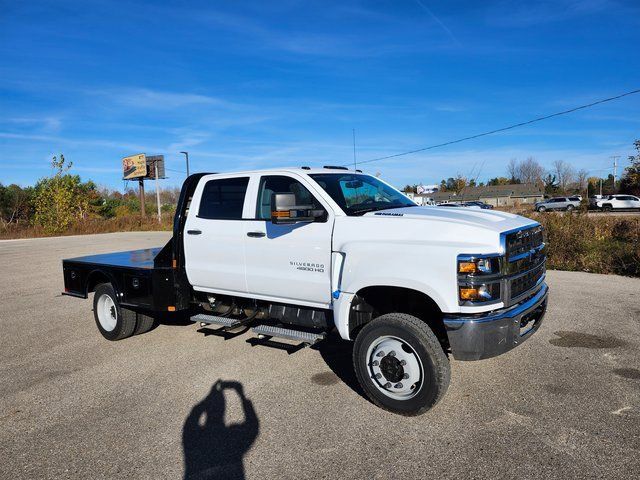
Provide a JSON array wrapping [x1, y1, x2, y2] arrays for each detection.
[[251, 325, 326, 345], [192, 313, 246, 329]]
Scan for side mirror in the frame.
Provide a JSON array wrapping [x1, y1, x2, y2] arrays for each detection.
[[271, 193, 324, 224]]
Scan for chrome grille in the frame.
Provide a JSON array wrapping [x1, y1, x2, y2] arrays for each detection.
[[510, 262, 545, 300], [503, 225, 546, 305], [505, 225, 544, 260]]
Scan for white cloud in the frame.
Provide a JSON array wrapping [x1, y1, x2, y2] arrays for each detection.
[[92, 88, 232, 109]]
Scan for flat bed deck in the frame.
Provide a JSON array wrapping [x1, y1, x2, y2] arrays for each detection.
[[66, 248, 163, 270]]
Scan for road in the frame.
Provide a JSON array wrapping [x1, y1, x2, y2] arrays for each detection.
[[1, 232, 639, 479]]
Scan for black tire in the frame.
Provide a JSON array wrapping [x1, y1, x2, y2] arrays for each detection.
[[566, 205, 575, 211], [602, 205, 612, 212], [353, 313, 450, 416], [93, 283, 137, 341], [133, 312, 156, 335], [537, 206, 546, 212]]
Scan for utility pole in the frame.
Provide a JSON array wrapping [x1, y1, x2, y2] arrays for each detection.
[[180, 151, 190, 177], [138, 178, 145, 218], [599, 178, 603, 196], [611, 155, 620, 192], [154, 160, 161, 223]]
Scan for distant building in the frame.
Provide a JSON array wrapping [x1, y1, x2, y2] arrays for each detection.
[[428, 184, 544, 207]]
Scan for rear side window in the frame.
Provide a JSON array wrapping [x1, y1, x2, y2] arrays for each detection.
[[198, 177, 249, 219]]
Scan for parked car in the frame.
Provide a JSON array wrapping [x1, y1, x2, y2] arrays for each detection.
[[62, 167, 548, 416], [594, 194, 640, 211], [588, 195, 605, 209], [534, 197, 581, 212], [463, 201, 494, 210], [435, 202, 492, 210]]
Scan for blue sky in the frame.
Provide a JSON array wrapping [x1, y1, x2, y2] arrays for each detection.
[[1, 0, 639, 190]]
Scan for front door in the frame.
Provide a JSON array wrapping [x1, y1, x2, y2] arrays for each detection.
[[243, 174, 333, 307], [184, 176, 250, 294]]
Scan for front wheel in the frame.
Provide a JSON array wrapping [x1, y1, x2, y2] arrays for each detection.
[[537, 206, 546, 212], [566, 204, 575, 211], [353, 313, 450, 416]]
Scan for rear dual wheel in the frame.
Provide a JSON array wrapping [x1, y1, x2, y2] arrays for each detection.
[[353, 313, 450, 416], [93, 283, 156, 341]]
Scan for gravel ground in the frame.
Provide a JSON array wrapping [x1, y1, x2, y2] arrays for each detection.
[[1, 231, 639, 479]]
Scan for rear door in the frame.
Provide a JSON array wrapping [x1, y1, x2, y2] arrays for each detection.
[[243, 174, 333, 307], [550, 198, 564, 210], [184, 176, 250, 294]]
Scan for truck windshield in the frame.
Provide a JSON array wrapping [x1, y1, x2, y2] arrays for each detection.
[[309, 173, 416, 216]]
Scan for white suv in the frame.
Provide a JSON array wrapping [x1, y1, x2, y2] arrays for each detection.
[[596, 195, 640, 211]]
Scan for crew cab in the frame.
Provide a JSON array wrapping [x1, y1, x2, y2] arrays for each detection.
[[62, 167, 548, 415]]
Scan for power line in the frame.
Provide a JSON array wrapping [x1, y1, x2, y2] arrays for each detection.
[[352, 88, 640, 167]]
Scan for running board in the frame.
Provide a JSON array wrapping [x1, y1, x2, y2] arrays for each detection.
[[251, 325, 326, 345], [192, 313, 246, 329]]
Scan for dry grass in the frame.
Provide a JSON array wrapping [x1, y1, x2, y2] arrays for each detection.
[[0, 214, 173, 240], [530, 212, 640, 276]]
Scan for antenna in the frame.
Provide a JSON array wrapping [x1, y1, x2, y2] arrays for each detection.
[[352, 128, 357, 171]]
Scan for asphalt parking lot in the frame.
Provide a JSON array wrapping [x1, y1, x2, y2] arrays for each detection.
[[1, 232, 639, 479]]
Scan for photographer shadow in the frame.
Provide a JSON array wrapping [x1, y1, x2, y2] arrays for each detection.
[[182, 380, 259, 480]]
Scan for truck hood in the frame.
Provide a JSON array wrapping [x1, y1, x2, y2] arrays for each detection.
[[363, 205, 538, 234]]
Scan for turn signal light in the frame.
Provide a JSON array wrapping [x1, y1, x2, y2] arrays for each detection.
[[458, 262, 477, 274], [460, 287, 480, 301], [458, 257, 500, 275], [459, 283, 500, 303]]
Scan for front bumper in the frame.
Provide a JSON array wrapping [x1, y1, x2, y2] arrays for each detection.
[[443, 284, 548, 361]]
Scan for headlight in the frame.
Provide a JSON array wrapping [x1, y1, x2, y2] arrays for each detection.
[[459, 283, 501, 303], [457, 254, 503, 305], [458, 256, 501, 275]]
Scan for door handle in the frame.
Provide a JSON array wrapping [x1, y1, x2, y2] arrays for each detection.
[[187, 230, 202, 235], [247, 231, 266, 238]]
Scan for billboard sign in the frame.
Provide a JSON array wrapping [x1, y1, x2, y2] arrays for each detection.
[[416, 184, 439, 195], [122, 153, 147, 180], [145, 155, 166, 179]]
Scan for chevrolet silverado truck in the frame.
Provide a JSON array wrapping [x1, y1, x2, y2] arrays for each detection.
[[62, 167, 548, 415]]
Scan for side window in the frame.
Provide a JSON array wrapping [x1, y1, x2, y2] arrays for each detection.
[[198, 177, 249, 220], [256, 175, 324, 220]]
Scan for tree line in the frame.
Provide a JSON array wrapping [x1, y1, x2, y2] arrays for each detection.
[[403, 140, 640, 197], [0, 155, 181, 234]]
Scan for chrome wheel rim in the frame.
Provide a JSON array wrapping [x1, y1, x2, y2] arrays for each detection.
[[97, 293, 117, 332], [366, 335, 423, 400]]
